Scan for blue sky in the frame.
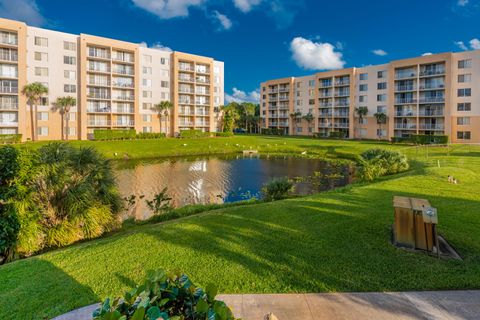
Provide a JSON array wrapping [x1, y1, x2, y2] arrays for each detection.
[[1, 0, 479, 103]]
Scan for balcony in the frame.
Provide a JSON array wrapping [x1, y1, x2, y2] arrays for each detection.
[[0, 120, 18, 126], [319, 123, 331, 128], [419, 69, 445, 77], [395, 71, 417, 80], [179, 121, 194, 126], [419, 97, 444, 104], [319, 102, 333, 108], [0, 52, 18, 62], [195, 78, 210, 84], [395, 98, 417, 104], [113, 120, 135, 126], [269, 122, 279, 126], [178, 76, 194, 83], [195, 90, 209, 95], [279, 87, 290, 92], [179, 109, 194, 115], [179, 65, 194, 72], [334, 91, 350, 97], [0, 102, 18, 110], [419, 83, 445, 90], [395, 111, 416, 117], [195, 67, 210, 74], [334, 112, 349, 117], [179, 99, 193, 105], [319, 93, 332, 98], [179, 88, 194, 94], [394, 123, 416, 130], [88, 120, 111, 126], [0, 35, 18, 46], [334, 101, 349, 107], [0, 86, 18, 94], [320, 111, 332, 117], [113, 107, 134, 114], [88, 51, 110, 60], [269, 89, 278, 94], [112, 81, 134, 88], [112, 55, 134, 63], [195, 100, 210, 106], [112, 68, 134, 76], [195, 122, 210, 126], [334, 80, 350, 86], [87, 106, 111, 113], [278, 122, 289, 126], [419, 110, 444, 116], [419, 124, 444, 130], [88, 66, 110, 73], [395, 85, 416, 92], [278, 95, 289, 101], [87, 93, 110, 100], [278, 114, 289, 118], [333, 123, 349, 128], [319, 82, 332, 88]]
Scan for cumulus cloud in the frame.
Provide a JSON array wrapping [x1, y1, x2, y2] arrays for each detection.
[[372, 49, 388, 56], [233, 0, 262, 12], [470, 38, 480, 49], [212, 10, 233, 30], [457, 0, 469, 6], [422, 52, 433, 56], [139, 41, 173, 52], [225, 88, 260, 103], [290, 37, 345, 70], [455, 41, 468, 50], [131, 0, 206, 19], [0, 0, 45, 26]]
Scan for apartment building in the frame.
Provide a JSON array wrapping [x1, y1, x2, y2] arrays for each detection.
[[260, 50, 480, 143], [0, 18, 224, 141]]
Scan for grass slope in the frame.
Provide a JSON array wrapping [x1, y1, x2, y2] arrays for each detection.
[[1, 138, 480, 319]]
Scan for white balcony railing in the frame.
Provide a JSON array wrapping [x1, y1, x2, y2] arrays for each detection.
[[0, 86, 18, 94], [419, 124, 444, 130], [88, 120, 111, 126]]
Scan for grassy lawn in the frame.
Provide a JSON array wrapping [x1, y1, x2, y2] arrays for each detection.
[[1, 137, 480, 319]]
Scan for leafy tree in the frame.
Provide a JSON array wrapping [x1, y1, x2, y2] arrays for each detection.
[[303, 113, 314, 135], [151, 101, 173, 135], [374, 112, 387, 139], [355, 107, 369, 139], [220, 104, 239, 133], [21, 83, 48, 141], [52, 96, 76, 141]]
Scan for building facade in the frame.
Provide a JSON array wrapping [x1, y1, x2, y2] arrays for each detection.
[[260, 50, 480, 143], [0, 18, 224, 140]]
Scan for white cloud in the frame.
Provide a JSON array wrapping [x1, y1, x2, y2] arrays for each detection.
[[0, 0, 45, 26], [139, 41, 173, 52], [212, 10, 232, 30], [470, 38, 480, 49], [457, 0, 469, 6], [131, 0, 206, 19], [233, 0, 262, 12], [225, 88, 260, 103], [290, 37, 345, 70], [455, 41, 468, 50], [422, 52, 433, 56], [372, 49, 388, 56]]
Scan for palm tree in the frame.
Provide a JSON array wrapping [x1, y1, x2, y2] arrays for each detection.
[[152, 101, 173, 135], [302, 113, 314, 135], [21, 83, 48, 141], [289, 111, 302, 135], [52, 96, 76, 141], [374, 112, 387, 140], [354, 107, 368, 139]]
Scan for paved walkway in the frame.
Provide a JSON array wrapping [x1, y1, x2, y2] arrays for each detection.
[[53, 290, 480, 320]]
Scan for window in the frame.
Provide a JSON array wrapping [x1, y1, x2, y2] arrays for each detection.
[[309, 99, 315, 105], [377, 105, 387, 113], [359, 73, 368, 81], [457, 102, 471, 111], [160, 58, 170, 66], [142, 67, 152, 75], [214, 96, 220, 104], [37, 112, 49, 121], [308, 80, 315, 87], [64, 56, 76, 65], [296, 127, 303, 133], [161, 92, 169, 100], [143, 91, 152, 98], [37, 126, 49, 136], [40, 97, 49, 106], [377, 129, 387, 137], [64, 70, 76, 80], [377, 94, 387, 102], [377, 70, 386, 79], [34, 36, 48, 47], [458, 59, 472, 69], [142, 79, 152, 87], [296, 100, 301, 106], [0, 65, 17, 77], [143, 126, 152, 133], [143, 114, 152, 122], [359, 118, 368, 125], [457, 131, 471, 140], [142, 102, 152, 110], [359, 84, 368, 91], [143, 55, 152, 63], [377, 82, 387, 90], [64, 84, 76, 93], [35, 67, 48, 76], [161, 81, 169, 88], [67, 113, 76, 121], [458, 74, 472, 83], [296, 91, 301, 97], [213, 66, 219, 73], [359, 128, 367, 137], [63, 41, 76, 51], [67, 127, 76, 136], [457, 117, 470, 125], [34, 52, 48, 61], [458, 88, 472, 97], [297, 82, 301, 88], [309, 89, 315, 97], [359, 95, 367, 103], [215, 76, 220, 84]]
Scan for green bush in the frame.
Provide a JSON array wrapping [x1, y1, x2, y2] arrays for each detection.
[[215, 132, 234, 137], [261, 177, 294, 201], [260, 128, 285, 136], [0, 134, 22, 144], [93, 269, 237, 320], [136, 132, 166, 140], [358, 149, 409, 181], [180, 129, 211, 139], [0, 203, 20, 264], [94, 129, 136, 141], [328, 131, 347, 139], [391, 135, 448, 145]]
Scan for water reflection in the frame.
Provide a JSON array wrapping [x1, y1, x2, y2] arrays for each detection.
[[115, 155, 352, 220]]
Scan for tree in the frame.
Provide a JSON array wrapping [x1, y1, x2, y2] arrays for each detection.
[[241, 103, 256, 132], [303, 113, 314, 135], [289, 111, 302, 135], [354, 107, 369, 139], [152, 101, 173, 135], [374, 112, 387, 140], [21, 83, 48, 141], [220, 104, 237, 133], [52, 96, 76, 141]]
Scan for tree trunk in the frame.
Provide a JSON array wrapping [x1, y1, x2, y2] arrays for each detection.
[[61, 112, 65, 141], [29, 103, 35, 141], [34, 104, 39, 141], [65, 111, 69, 141], [159, 114, 162, 134]]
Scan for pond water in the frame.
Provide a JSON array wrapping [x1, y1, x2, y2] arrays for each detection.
[[114, 154, 353, 220]]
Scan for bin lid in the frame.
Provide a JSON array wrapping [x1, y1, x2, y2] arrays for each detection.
[[410, 198, 430, 211], [393, 196, 412, 209]]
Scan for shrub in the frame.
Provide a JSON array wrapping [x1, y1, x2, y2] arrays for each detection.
[[391, 135, 448, 145], [358, 149, 409, 181], [180, 129, 211, 139], [145, 188, 173, 215], [94, 129, 136, 141], [0, 203, 20, 264], [136, 132, 166, 140], [328, 131, 347, 139], [0, 134, 22, 144], [215, 132, 233, 137], [93, 269, 237, 320], [260, 128, 285, 136], [261, 177, 294, 201]]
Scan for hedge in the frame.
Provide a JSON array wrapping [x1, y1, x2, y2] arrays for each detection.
[[179, 129, 211, 139], [136, 132, 166, 139], [93, 129, 136, 141], [260, 128, 286, 136], [0, 134, 22, 144], [215, 132, 234, 137], [328, 131, 348, 139], [391, 134, 448, 145]]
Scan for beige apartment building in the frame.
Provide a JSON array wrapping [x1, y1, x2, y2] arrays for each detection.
[[0, 18, 224, 141], [260, 50, 480, 143]]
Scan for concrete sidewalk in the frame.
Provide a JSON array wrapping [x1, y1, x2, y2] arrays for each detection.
[[53, 290, 480, 320]]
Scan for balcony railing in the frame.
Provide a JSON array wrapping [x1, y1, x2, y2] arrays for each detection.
[[395, 98, 417, 104], [0, 52, 18, 62], [395, 85, 416, 92], [334, 91, 350, 97], [278, 104, 289, 109], [179, 100, 193, 104], [278, 114, 289, 118], [112, 68, 134, 75], [335, 81, 350, 86], [179, 110, 194, 115], [269, 89, 278, 94], [113, 120, 135, 126], [419, 97, 445, 103], [278, 122, 289, 126], [195, 78, 210, 84], [278, 96, 289, 100], [419, 110, 444, 116], [419, 124, 444, 130], [113, 107, 134, 114], [319, 82, 332, 88], [333, 123, 349, 128], [334, 102, 349, 107], [0, 103, 18, 110], [179, 122, 194, 126], [87, 93, 110, 99], [195, 122, 210, 126], [0, 120, 18, 126], [419, 69, 445, 76], [0, 36, 18, 46], [112, 55, 134, 63], [179, 65, 194, 72], [179, 77, 194, 82], [279, 87, 290, 92], [87, 106, 111, 113], [319, 123, 331, 128], [195, 67, 210, 74], [88, 51, 110, 59], [319, 103, 333, 108], [195, 101, 210, 106], [112, 81, 134, 88], [88, 120, 111, 126], [0, 86, 18, 94], [88, 66, 110, 73], [395, 72, 417, 79], [395, 111, 416, 117], [179, 88, 194, 93], [394, 124, 416, 130], [334, 112, 349, 117], [419, 84, 445, 90], [113, 95, 134, 101], [319, 93, 332, 98], [320, 112, 332, 117], [195, 90, 209, 95]]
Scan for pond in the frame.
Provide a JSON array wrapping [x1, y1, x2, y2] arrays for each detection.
[[115, 154, 353, 220]]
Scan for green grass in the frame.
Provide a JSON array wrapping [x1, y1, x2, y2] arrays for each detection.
[[1, 137, 480, 319]]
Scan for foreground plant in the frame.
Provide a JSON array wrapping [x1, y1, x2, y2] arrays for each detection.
[[358, 148, 409, 181], [93, 269, 237, 320], [261, 177, 294, 201]]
